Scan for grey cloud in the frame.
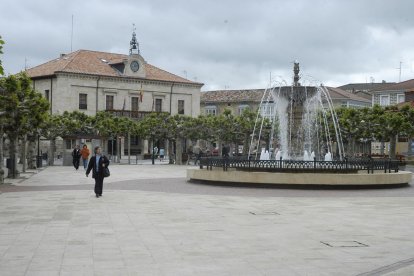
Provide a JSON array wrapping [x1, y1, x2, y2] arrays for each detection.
[[1, 0, 413, 90]]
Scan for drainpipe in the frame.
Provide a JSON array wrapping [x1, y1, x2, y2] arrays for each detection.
[[169, 82, 175, 115], [96, 76, 101, 114], [50, 77, 53, 114]]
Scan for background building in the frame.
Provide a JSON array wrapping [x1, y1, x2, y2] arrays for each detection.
[[200, 87, 370, 117], [370, 79, 414, 106], [337, 81, 393, 101]]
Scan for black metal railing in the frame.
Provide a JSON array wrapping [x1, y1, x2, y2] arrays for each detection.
[[199, 156, 402, 174], [105, 110, 169, 120]]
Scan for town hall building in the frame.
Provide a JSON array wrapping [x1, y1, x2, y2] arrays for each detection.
[[26, 31, 203, 161]]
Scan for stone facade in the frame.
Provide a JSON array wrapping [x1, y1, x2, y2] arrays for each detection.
[[32, 72, 201, 117]]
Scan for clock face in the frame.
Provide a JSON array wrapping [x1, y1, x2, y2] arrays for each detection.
[[130, 61, 139, 72]]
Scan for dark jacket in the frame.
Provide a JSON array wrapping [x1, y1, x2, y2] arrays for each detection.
[[72, 149, 81, 159], [86, 155, 110, 178]]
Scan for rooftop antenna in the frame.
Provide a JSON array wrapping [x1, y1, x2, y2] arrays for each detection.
[[70, 15, 74, 52], [397, 61, 402, 82]]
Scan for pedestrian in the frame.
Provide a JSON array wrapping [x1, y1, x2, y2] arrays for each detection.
[[86, 146, 110, 198], [80, 144, 90, 170], [196, 148, 203, 165], [222, 144, 229, 157], [159, 148, 165, 162], [72, 145, 81, 170]]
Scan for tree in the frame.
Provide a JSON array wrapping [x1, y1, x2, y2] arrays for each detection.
[[0, 73, 49, 177], [0, 36, 4, 183], [0, 35, 4, 75], [41, 114, 67, 166], [381, 105, 413, 159], [139, 112, 171, 163], [335, 107, 366, 156], [41, 111, 95, 165], [236, 109, 258, 154]]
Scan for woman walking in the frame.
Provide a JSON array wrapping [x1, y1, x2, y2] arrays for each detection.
[[80, 144, 90, 170], [86, 146, 110, 198]]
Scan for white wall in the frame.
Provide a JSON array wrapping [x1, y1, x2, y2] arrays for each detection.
[[33, 73, 202, 117]]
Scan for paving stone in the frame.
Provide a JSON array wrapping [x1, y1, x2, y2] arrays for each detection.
[[0, 165, 413, 275]]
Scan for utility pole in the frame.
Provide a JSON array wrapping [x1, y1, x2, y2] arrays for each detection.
[[398, 61, 402, 82], [71, 15, 74, 52]]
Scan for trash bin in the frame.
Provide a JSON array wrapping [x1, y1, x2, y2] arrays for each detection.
[[36, 156, 43, 168], [6, 158, 12, 169], [6, 158, 16, 176]]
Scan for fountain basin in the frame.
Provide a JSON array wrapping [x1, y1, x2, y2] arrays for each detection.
[[187, 168, 412, 187]]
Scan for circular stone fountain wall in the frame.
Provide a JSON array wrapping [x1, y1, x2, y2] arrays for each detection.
[[187, 167, 412, 187]]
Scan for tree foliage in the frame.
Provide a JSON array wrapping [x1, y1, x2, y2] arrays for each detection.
[[0, 72, 49, 139], [0, 35, 4, 75], [0, 72, 49, 175], [331, 104, 414, 158]]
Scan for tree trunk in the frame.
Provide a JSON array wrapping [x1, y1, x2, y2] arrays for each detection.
[[128, 132, 131, 164], [176, 137, 183, 165], [21, 135, 27, 172], [49, 138, 56, 166], [168, 139, 174, 164], [243, 134, 249, 155], [380, 140, 385, 155], [27, 136, 36, 169], [346, 137, 352, 157], [0, 126, 4, 184], [8, 135, 20, 178], [389, 135, 397, 159], [18, 138, 24, 164], [217, 140, 222, 156]]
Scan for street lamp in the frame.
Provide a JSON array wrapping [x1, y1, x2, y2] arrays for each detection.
[[151, 131, 155, 165]]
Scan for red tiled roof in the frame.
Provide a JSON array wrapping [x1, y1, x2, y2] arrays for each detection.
[[326, 87, 371, 103], [201, 89, 265, 103], [370, 79, 414, 92], [337, 82, 394, 91], [26, 50, 203, 85], [202, 87, 370, 103]]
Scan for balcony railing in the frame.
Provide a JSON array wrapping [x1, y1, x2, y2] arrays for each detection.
[[105, 109, 168, 120]]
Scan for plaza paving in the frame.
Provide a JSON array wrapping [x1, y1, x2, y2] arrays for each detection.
[[0, 164, 413, 275]]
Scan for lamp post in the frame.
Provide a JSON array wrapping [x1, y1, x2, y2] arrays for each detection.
[[0, 111, 5, 184], [151, 131, 155, 165], [36, 131, 42, 168]]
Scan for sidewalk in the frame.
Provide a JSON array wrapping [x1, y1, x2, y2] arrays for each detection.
[[0, 165, 413, 275]]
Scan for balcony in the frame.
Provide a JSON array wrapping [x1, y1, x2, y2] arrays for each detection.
[[105, 109, 167, 120]]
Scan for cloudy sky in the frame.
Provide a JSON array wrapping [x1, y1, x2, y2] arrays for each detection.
[[1, 0, 414, 90]]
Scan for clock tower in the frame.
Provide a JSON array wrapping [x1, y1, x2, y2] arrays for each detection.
[[125, 25, 146, 78]]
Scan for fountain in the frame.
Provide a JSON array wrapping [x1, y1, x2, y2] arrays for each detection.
[[187, 63, 412, 187], [252, 61, 343, 161]]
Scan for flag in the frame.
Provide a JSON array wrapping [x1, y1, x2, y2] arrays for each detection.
[[140, 83, 143, 102]]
